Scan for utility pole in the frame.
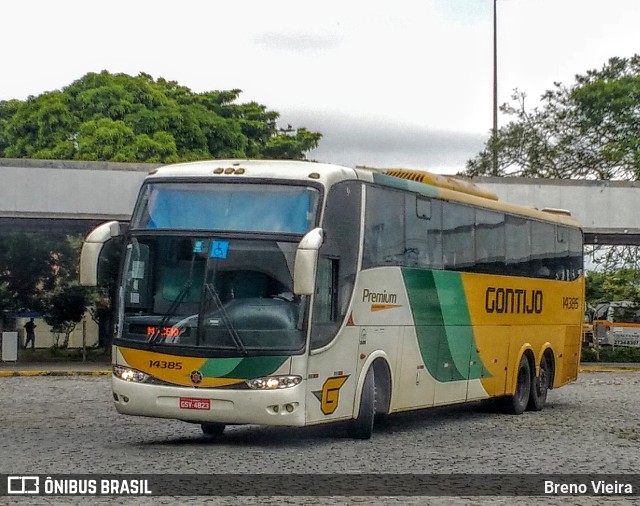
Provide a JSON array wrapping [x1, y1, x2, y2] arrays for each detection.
[[492, 0, 499, 175]]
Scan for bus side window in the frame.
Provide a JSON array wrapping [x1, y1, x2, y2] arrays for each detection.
[[554, 225, 569, 280], [363, 186, 405, 268], [475, 209, 505, 273], [313, 257, 338, 323], [442, 201, 474, 271], [505, 216, 530, 277], [125, 242, 151, 310], [593, 303, 609, 321], [568, 227, 583, 281], [310, 258, 340, 350], [405, 196, 443, 269], [531, 221, 555, 279]]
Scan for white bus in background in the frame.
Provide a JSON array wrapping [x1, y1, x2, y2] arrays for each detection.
[[593, 301, 640, 347]]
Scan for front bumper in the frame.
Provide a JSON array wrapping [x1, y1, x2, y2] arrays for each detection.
[[112, 376, 306, 426]]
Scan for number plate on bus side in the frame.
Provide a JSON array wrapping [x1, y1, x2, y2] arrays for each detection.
[[179, 397, 211, 410]]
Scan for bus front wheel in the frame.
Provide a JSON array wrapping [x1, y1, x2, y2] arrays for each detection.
[[347, 368, 376, 440], [201, 422, 226, 436], [499, 354, 531, 415]]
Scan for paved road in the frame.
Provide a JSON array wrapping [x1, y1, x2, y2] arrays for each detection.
[[1, 372, 639, 505]]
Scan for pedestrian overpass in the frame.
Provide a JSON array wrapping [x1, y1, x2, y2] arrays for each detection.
[[1, 158, 639, 245]]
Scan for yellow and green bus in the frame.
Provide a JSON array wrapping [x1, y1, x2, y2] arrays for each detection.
[[80, 160, 584, 439]]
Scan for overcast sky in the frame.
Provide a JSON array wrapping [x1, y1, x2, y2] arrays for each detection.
[[2, 0, 639, 173]]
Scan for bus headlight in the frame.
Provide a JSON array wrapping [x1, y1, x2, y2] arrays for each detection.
[[113, 365, 150, 383], [246, 375, 302, 390]]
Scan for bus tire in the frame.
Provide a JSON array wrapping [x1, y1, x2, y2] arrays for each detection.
[[347, 368, 376, 440], [201, 422, 226, 436], [528, 357, 550, 411], [499, 354, 531, 415]]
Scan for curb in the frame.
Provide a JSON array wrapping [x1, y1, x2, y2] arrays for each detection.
[[0, 370, 110, 378], [580, 365, 640, 373]]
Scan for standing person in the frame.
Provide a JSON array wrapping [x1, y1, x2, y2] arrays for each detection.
[[24, 318, 36, 350]]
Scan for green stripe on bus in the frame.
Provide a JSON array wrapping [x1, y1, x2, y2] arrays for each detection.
[[228, 355, 288, 379], [199, 356, 288, 379], [432, 271, 485, 380], [402, 269, 465, 381], [199, 358, 243, 377], [402, 269, 486, 382]]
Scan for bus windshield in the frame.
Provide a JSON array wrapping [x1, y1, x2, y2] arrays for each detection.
[[131, 182, 320, 234], [611, 303, 640, 324], [118, 236, 306, 354]]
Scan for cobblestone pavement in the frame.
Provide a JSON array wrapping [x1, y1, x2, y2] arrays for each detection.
[[1, 372, 639, 505]]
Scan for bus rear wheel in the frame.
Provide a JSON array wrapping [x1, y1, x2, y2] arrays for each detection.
[[528, 357, 550, 411], [499, 354, 531, 415], [201, 422, 226, 436], [347, 368, 376, 440]]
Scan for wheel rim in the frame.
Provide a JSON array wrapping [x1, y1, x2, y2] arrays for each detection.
[[516, 363, 529, 405], [536, 364, 548, 397]]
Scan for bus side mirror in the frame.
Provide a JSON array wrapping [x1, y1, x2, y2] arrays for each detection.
[[293, 228, 324, 296], [79, 221, 126, 286]]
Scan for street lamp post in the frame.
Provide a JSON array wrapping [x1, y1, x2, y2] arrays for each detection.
[[492, 0, 498, 175]]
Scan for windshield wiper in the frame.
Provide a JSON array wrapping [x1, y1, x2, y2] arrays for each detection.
[[147, 280, 193, 343], [204, 282, 247, 355], [148, 249, 198, 344]]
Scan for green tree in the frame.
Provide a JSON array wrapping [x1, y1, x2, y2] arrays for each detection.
[[262, 128, 322, 159], [44, 284, 89, 348], [0, 232, 83, 316], [0, 99, 22, 155], [0, 71, 322, 162], [466, 56, 640, 273], [585, 271, 607, 306], [465, 55, 640, 180], [587, 244, 640, 275], [586, 269, 640, 306], [76, 118, 135, 161], [0, 281, 11, 315], [0, 233, 55, 313]]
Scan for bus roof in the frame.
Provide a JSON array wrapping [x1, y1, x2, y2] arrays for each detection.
[[356, 166, 581, 228], [147, 159, 357, 182], [145, 159, 581, 229]]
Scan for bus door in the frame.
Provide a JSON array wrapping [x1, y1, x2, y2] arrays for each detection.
[[466, 325, 510, 400], [391, 321, 436, 410], [305, 256, 359, 424], [304, 181, 362, 425], [401, 269, 470, 407]]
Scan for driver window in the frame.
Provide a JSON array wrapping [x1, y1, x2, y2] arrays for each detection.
[[310, 181, 361, 350]]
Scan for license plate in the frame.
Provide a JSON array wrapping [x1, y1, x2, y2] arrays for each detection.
[[179, 397, 211, 410]]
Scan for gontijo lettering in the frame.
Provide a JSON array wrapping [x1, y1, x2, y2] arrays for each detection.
[[485, 287, 543, 314]]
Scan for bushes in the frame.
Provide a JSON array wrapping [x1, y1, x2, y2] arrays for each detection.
[[18, 347, 108, 362], [581, 345, 640, 363]]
